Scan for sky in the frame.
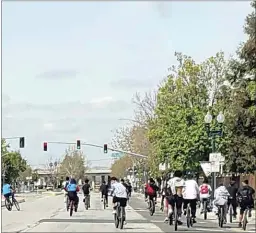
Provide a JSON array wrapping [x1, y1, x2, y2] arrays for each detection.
[[2, 1, 252, 168]]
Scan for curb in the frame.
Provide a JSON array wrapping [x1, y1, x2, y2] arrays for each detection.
[[1, 198, 25, 207]]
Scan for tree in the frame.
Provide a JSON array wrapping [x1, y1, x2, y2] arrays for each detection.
[[1, 139, 27, 184], [19, 164, 32, 181], [223, 1, 256, 173], [111, 155, 133, 178], [58, 147, 87, 180], [148, 52, 230, 172]]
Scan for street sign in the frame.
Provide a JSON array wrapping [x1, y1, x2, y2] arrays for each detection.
[[111, 152, 124, 158], [211, 161, 220, 172], [200, 161, 212, 177], [209, 153, 225, 163]]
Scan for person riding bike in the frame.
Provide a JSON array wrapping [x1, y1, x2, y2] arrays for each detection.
[[126, 180, 132, 198], [2, 183, 14, 202], [63, 176, 70, 203], [199, 177, 212, 214], [165, 170, 185, 224], [212, 183, 230, 224], [82, 178, 91, 208], [227, 179, 238, 219], [65, 178, 80, 212], [237, 180, 255, 228], [100, 180, 109, 207], [183, 173, 199, 223], [145, 178, 159, 204], [110, 177, 128, 224]]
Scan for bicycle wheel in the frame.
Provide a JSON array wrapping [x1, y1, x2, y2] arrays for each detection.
[[5, 198, 12, 211], [150, 200, 155, 216], [85, 196, 89, 210], [229, 204, 232, 223], [66, 197, 70, 211], [186, 206, 191, 228], [103, 196, 106, 209], [242, 209, 248, 231], [119, 207, 125, 229], [219, 206, 224, 228], [114, 205, 120, 228], [203, 201, 207, 220], [174, 203, 178, 231], [70, 200, 74, 216], [13, 198, 20, 211]]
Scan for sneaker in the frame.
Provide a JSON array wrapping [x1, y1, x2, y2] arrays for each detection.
[[238, 222, 242, 228], [192, 218, 197, 224], [112, 210, 116, 214], [101, 199, 103, 202], [164, 217, 169, 222], [124, 221, 127, 225], [106, 204, 108, 207], [177, 220, 183, 225]]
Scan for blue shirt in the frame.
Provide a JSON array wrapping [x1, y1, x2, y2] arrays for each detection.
[[2, 184, 11, 195], [67, 183, 77, 192]]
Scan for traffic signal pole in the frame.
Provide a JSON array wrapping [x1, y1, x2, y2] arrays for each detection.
[[45, 141, 147, 159]]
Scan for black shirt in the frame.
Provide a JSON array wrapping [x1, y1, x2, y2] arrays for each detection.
[[100, 184, 108, 195], [82, 183, 90, 195]]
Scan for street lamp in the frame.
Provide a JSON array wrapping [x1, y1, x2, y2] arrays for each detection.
[[204, 111, 225, 195]]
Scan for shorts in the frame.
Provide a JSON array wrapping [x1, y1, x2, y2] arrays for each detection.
[[68, 191, 78, 203], [112, 196, 127, 207], [4, 193, 12, 199], [166, 195, 183, 209], [240, 200, 253, 215]]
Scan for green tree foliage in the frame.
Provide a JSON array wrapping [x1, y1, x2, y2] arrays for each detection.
[[224, 1, 256, 172], [58, 147, 87, 180], [1, 139, 27, 183]]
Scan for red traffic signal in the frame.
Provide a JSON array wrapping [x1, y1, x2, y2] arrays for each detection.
[[43, 142, 48, 151]]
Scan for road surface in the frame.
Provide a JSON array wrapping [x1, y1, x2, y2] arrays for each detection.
[[1, 192, 255, 232]]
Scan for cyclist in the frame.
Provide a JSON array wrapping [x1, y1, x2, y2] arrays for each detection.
[[199, 178, 212, 214], [183, 173, 199, 223], [212, 183, 230, 224], [65, 178, 80, 212], [145, 178, 159, 204], [2, 183, 14, 202], [100, 180, 109, 207], [227, 179, 238, 219], [237, 180, 255, 228], [82, 178, 91, 208], [110, 177, 128, 224], [165, 170, 185, 224], [126, 180, 132, 198], [63, 176, 70, 203]]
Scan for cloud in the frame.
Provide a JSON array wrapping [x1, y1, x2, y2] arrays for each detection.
[[110, 78, 156, 89], [36, 69, 78, 80]]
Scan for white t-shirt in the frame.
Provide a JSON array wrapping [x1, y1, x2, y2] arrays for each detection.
[[167, 177, 185, 195], [183, 179, 199, 200], [199, 184, 212, 199], [112, 182, 128, 198]]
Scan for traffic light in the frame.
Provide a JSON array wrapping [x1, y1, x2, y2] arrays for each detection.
[[19, 137, 25, 148], [104, 144, 108, 153], [43, 142, 48, 151], [77, 140, 81, 149]]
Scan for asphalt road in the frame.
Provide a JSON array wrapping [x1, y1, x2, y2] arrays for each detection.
[[2, 192, 255, 232], [129, 193, 256, 233]]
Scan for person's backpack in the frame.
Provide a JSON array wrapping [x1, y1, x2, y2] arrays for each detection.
[[200, 184, 209, 194], [147, 184, 155, 195], [240, 187, 251, 200]]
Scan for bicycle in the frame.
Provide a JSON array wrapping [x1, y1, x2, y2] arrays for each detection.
[[186, 203, 193, 228], [114, 201, 126, 229], [242, 206, 250, 231], [84, 194, 90, 210], [217, 205, 225, 228], [148, 197, 155, 216], [201, 198, 209, 220], [102, 195, 106, 209], [69, 199, 74, 216], [5, 193, 20, 211]]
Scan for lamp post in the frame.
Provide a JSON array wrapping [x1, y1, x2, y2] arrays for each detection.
[[204, 111, 225, 194]]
